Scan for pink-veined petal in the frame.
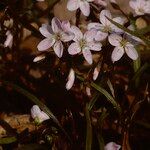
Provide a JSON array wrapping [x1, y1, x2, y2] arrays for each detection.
[[39, 111, 50, 122], [125, 43, 138, 60], [4, 31, 13, 48], [84, 29, 97, 42], [61, 20, 71, 32], [104, 142, 121, 150], [37, 38, 55, 51], [95, 31, 108, 41], [82, 47, 93, 64], [100, 9, 112, 26], [111, 46, 124, 62], [53, 41, 63, 58], [51, 17, 62, 33], [67, 0, 79, 11], [68, 42, 81, 55], [108, 34, 122, 46], [80, 1, 90, 16], [39, 24, 53, 38], [31, 105, 42, 119], [87, 41, 102, 51], [61, 32, 74, 42], [66, 68, 75, 90], [87, 23, 103, 30], [71, 26, 83, 41]]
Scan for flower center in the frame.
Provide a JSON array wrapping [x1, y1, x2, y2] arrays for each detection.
[[79, 39, 87, 49], [138, 7, 144, 14], [102, 25, 111, 32], [53, 33, 61, 41], [120, 39, 127, 47]]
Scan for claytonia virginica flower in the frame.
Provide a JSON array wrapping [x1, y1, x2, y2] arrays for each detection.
[[104, 142, 121, 150], [66, 68, 75, 90], [37, 17, 74, 58], [67, 0, 94, 16], [4, 30, 13, 48], [108, 34, 138, 62], [68, 26, 102, 64], [31, 105, 50, 124], [129, 0, 150, 16], [88, 9, 125, 41]]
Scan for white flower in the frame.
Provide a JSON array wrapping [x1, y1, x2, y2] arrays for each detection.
[[31, 105, 50, 124], [88, 9, 125, 41], [129, 0, 150, 16], [68, 26, 102, 64], [37, 17, 74, 58], [4, 30, 13, 48], [66, 68, 75, 90], [33, 55, 45, 62], [108, 34, 138, 62], [67, 0, 94, 16], [104, 142, 121, 150]]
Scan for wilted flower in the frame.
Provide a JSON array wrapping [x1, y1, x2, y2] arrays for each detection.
[[104, 142, 121, 150], [33, 54, 46, 62], [67, 0, 94, 16], [88, 9, 125, 41], [68, 26, 102, 64], [86, 86, 91, 96], [108, 34, 138, 62], [31, 105, 49, 124], [4, 30, 13, 48], [129, 0, 150, 16], [93, 66, 100, 80], [37, 17, 74, 58], [66, 68, 75, 90]]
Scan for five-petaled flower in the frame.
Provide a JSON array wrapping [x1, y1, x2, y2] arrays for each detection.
[[31, 105, 50, 124], [68, 26, 102, 64], [88, 9, 125, 41], [67, 0, 94, 16], [108, 34, 138, 62], [37, 17, 74, 58], [129, 0, 150, 16]]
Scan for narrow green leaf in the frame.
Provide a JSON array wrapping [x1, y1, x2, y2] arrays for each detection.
[[0, 137, 17, 144], [85, 103, 92, 150], [77, 76, 121, 114], [107, 79, 115, 98]]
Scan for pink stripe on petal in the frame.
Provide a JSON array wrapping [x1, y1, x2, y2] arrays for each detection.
[[53, 41, 63, 58], [125, 45, 138, 60], [51, 17, 62, 33], [68, 42, 81, 55], [82, 47, 93, 64], [67, 0, 79, 11], [37, 38, 55, 51], [80, 1, 90, 16], [100, 9, 112, 26]]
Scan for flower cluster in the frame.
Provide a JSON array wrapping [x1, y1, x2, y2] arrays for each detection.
[[37, 5, 141, 90]]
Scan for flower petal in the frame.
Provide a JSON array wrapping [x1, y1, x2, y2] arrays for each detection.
[[68, 42, 81, 55], [61, 32, 74, 42], [111, 46, 124, 62], [87, 42, 102, 51], [87, 23, 102, 30], [71, 26, 83, 41], [84, 29, 97, 42], [82, 47, 93, 64], [100, 9, 112, 26], [4, 31, 13, 48], [104, 142, 121, 150], [51, 17, 62, 33], [95, 31, 108, 41], [53, 41, 63, 58], [31, 105, 42, 119], [108, 34, 122, 46], [39, 24, 53, 38], [39, 111, 50, 122], [125, 43, 138, 60], [80, 1, 90, 16], [66, 68, 75, 90], [61, 20, 71, 32], [37, 38, 55, 51], [86, 87, 91, 96], [93, 67, 100, 80], [67, 0, 79, 11]]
